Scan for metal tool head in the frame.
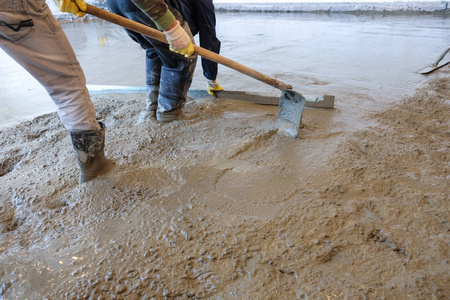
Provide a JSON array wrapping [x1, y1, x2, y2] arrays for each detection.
[[276, 90, 306, 138], [417, 60, 450, 74], [417, 46, 450, 74]]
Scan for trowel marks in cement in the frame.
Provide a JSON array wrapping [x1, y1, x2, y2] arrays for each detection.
[[277, 90, 306, 137]]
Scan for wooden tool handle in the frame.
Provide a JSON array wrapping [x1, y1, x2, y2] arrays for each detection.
[[85, 4, 292, 91]]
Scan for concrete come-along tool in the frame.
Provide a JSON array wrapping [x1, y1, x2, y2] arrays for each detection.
[[417, 46, 450, 74], [83, 4, 328, 137]]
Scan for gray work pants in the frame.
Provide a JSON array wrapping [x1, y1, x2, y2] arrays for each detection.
[[0, 0, 100, 131]]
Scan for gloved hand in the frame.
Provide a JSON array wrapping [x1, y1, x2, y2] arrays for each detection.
[[164, 21, 194, 58], [55, 0, 87, 17], [207, 80, 224, 96]]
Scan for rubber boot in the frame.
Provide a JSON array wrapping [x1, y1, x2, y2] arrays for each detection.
[[156, 98, 198, 122], [69, 122, 112, 184], [146, 85, 159, 116]]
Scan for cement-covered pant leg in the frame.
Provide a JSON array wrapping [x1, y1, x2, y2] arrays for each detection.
[[0, 0, 99, 131], [156, 29, 197, 112], [145, 47, 162, 110], [108, 0, 197, 112]]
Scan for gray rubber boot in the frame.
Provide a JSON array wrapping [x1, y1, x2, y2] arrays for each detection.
[[69, 122, 112, 184], [146, 85, 159, 115]]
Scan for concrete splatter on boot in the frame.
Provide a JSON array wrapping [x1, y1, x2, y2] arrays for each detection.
[[69, 122, 112, 184], [146, 85, 159, 116]]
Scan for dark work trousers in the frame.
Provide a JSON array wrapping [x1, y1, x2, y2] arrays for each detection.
[[108, 0, 197, 112], [175, 0, 220, 81]]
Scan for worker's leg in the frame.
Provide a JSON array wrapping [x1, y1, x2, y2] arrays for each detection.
[[196, 0, 220, 81], [156, 32, 196, 115], [0, 0, 112, 183], [145, 47, 162, 113], [176, 0, 220, 80], [0, 0, 99, 131], [108, 0, 197, 117], [109, 0, 162, 113]]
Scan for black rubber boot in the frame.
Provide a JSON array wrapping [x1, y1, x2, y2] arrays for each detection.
[[69, 122, 112, 184]]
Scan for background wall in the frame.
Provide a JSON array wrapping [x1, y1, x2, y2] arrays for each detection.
[[212, 1, 449, 13], [48, 0, 450, 16], [215, 0, 441, 3]]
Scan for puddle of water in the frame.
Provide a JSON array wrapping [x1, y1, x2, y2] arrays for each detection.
[[1, 12, 449, 128]]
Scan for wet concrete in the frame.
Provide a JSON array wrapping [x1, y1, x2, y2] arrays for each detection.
[[1, 12, 449, 128], [1, 71, 449, 299], [1, 10, 450, 299]]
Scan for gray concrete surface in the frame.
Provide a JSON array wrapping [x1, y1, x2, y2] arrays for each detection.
[[1, 12, 449, 128]]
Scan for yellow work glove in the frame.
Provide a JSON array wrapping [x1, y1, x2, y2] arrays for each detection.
[[164, 21, 195, 58], [207, 80, 224, 96], [169, 44, 194, 58], [55, 0, 87, 17]]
